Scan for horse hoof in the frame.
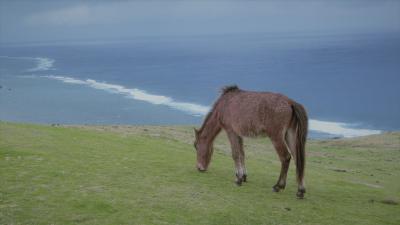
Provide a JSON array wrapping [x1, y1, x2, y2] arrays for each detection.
[[272, 185, 281, 192], [235, 179, 243, 186], [296, 191, 305, 199], [243, 175, 247, 182], [272, 184, 285, 192]]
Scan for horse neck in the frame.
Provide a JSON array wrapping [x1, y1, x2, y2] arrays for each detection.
[[199, 110, 221, 145]]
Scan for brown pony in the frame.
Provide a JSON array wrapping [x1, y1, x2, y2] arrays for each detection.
[[194, 85, 308, 198]]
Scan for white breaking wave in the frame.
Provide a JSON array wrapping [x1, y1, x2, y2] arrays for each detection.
[[41, 75, 210, 116], [37, 75, 381, 138], [0, 56, 55, 72], [309, 120, 381, 138], [27, 57, 55, 71]]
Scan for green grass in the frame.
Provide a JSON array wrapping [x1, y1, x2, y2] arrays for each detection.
[[1, 122, 399, 225]]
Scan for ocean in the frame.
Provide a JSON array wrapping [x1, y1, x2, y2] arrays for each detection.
[[1, 33, 399, 139]]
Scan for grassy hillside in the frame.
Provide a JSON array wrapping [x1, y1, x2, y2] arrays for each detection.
[[1, 122, 399, 225]]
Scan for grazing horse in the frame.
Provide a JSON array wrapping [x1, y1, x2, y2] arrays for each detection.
[[194, 85, 308, 198]]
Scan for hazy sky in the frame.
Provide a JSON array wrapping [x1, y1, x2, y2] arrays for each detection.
[[1, 0, 399, 44]]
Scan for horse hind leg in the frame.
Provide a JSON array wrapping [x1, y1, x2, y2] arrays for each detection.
[[271, 135, 291, 192], [286, 127, 306, 198], [226, 130, 247, 186]]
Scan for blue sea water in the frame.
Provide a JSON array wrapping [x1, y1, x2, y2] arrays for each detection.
[[1, 33, 399, 138]]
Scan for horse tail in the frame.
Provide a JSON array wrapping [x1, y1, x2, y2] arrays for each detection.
[[291, 102, 308, 183]]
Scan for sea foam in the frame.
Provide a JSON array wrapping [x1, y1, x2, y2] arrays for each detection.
[[41, 75, 210, 116], [0, 56, 55, 72], [309, 119, 381, 138], [27, 57, 55, 71], [39, 75, 380, 138]]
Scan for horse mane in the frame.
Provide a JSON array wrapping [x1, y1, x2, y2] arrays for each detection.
[[221, 85, 240, 95], [197, 85, 240, 134], [198, 111, 213, 133]]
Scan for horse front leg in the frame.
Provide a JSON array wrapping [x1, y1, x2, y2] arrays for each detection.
[[226, 130, 247, 186]]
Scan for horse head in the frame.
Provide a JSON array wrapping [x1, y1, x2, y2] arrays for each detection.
[[194, 128, 213, 172]]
